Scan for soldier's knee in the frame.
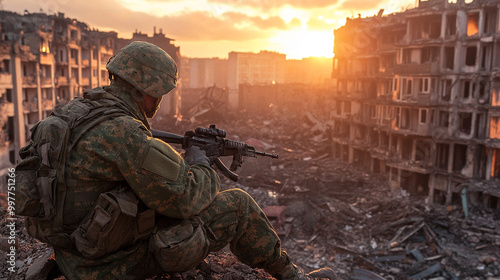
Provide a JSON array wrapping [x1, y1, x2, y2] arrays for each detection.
[[225, 188, 255, 206]]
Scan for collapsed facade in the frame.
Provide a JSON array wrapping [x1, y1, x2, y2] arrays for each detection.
[[0, 11, 180, 193], [332, 0, 500, 211]]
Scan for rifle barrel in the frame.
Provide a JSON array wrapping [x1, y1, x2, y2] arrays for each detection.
[[255, 151, 279, 159]]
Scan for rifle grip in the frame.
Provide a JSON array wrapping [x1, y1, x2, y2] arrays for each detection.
[[214, 158, 239, 182]]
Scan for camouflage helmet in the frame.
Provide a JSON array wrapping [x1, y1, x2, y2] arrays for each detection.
[[106, 41, 178, 98]]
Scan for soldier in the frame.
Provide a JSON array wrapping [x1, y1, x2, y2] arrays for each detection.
[[17, 41, 336, 280]]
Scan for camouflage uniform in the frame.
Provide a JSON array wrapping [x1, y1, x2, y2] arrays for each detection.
[[40, 41, 334, 280], [53, 73, 283, 280]]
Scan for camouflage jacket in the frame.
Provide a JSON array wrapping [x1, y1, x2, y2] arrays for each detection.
[[56, 85, 220, 279], [66, 85, 220, 221]]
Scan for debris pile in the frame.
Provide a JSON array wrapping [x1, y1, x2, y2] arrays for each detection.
[[1, 100, 499, 280]]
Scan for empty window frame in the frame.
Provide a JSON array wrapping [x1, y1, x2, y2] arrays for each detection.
[[478, 79, 488, 101], [401, 138, 412, 160], [441, 79, 452, 102], [453, 144, 468, 172], [465, 46, 477, 67], [490, 116, 500, 139], [492, 84, 500, 106], [400, 108, 410, 129], [436, 143, 450, 170], [467, 12, 480, 36], [420, 109, 428, 124], [415, 140, 431, 162], [446, 13, 457, 37], [412, 17, 441, 40], [393, 77, 401, 100], [483, 7, 496, 35], [421, 47, 439, 63], [492, 149, 500, 178], [467, 12, 479, 36], [458, 112, 473, 135], [444, 47, 455, 70], [481, 44, 492, 71], [439, 110, 450, 128], [461, 80, 474, 101]]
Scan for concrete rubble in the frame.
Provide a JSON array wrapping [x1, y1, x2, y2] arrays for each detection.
[[2, 97, 498, 280]]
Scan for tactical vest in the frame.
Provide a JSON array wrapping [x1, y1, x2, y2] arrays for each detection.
[[16, 87, 148, 248]]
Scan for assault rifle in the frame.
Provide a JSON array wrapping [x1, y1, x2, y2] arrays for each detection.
[[151, 125, 279, 182]]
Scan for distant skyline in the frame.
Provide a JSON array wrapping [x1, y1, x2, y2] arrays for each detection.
[[4, 0, 417, 59]]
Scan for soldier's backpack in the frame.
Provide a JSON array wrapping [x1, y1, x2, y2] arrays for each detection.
[[15, 87, 150, 248]]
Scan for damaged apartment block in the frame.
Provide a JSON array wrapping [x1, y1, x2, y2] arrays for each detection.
[[332, 0, 500, 212], [0, 11, 181, 194]]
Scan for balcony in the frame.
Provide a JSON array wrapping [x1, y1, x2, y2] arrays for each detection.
[[82, 59, 90, 67], [0, 130, 8, 147], [23, 75, 36, 86], [41, 77, 52, 86], [415, 123, 433, 136], [81, 77, 90, 86], [0, 73, 11, 84], [70, 77, 77, 84], [42, 99, 54, 111], [56, 76, 69, 86], [23, 101, 38, 112], [40, 52, 54, 65], [394, 62, 439, 75]]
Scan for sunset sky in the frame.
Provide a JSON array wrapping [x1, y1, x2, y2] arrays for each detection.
[[5, 0, 417, 59]]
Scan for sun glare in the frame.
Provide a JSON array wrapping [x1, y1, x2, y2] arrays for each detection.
[[271, 29, 334, 59]]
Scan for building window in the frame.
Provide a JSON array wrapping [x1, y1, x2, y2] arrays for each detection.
[[491, 149, 500, 178], [467, 12, 480, 36], [419, 109, 428, 124], [439, 111, 449, 128], [444, 47, 455, 70], [453, 144, 467, 172], [490, 117, 500, 139], [1, 59, 10, 73], [465, 46, 477, 66], [446, 13, 457, 37], [436, 143, 449, 170], [458, 112, 473, 135], [462, 80, 473, 100], [9, 150, 15, 164], [441, 79, 452, 102], [6, 89, 12, 102]]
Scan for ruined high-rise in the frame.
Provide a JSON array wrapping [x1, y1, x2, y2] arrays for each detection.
[[332, 0, 500, 211]]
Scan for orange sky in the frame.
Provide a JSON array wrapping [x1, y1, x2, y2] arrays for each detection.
[[5, 0, 416, 59]]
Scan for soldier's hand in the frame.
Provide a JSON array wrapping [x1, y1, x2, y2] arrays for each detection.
[[184, 146, 210, 166]]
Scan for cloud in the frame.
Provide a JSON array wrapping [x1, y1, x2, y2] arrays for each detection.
[[337, 0, 385, 11], [306, 17, 335, 30], [207, 0, 340, 10], [10, 0, 279, 41], [222, 12, 289, 29]]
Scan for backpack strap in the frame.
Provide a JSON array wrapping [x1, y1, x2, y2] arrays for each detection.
[[50, 88, 136, 237]]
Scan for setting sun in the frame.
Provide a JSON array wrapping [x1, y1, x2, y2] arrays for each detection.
[[271, 29, 334, 59], [6, 0, 417, 59]]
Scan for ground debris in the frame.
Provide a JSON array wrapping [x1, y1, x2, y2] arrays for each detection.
[[2, 106, 499, 280]]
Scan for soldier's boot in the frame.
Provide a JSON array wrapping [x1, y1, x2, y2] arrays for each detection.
[[266, 250, 337, 280]]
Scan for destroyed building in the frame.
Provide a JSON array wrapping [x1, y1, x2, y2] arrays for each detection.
[[332, 0, 500, 212], [0, 11, 181, 193]]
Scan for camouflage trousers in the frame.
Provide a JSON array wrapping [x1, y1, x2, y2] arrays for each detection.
[[55, 189, 282, 280]]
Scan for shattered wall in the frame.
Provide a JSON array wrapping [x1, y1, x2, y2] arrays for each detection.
[[332, 0, 500, 211]]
